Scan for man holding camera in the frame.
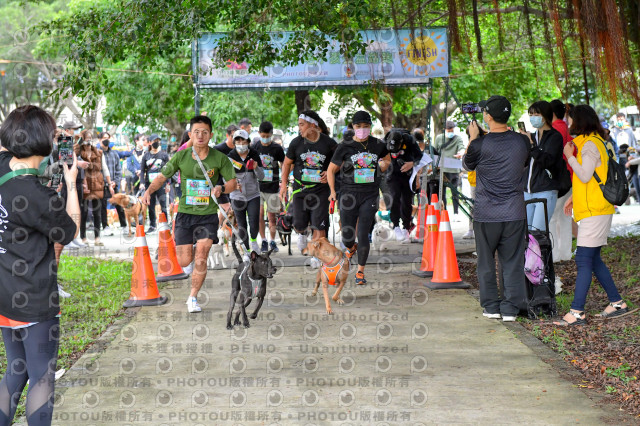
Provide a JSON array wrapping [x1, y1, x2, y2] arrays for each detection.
[[463, 96, 530, 322], [140, 134, 170, 233]]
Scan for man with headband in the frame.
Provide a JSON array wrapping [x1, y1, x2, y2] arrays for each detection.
[[279, 110, 337, 253]]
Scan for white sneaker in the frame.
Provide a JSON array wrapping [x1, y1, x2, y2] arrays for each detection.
[[73, 238, 87, 248], [400, 229, 410, 244], [554, 277, 563, 295], [297, 234, 308, 252], [58, 285, 71, 299], [186, 296, 202, 313], [250, 241, 260, 253], [394, 227, 404, 241], [310, 257, 322, 269], [462, 230, 475, 239], [183, 262, 194, 275], [502, 315, 517, 322], [103, 226, 114, 236], [66, 240, 80, 249], [482, 310, 500, 319]]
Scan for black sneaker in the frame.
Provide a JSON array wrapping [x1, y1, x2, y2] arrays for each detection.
[[146, 226, 157, 234], [261, 240, 269, 253]]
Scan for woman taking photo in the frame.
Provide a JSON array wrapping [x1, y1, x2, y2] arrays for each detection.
[[554, 105, 628, 326], [328, 111, 391, 285], [519, 100, 564, 233], [228, 129, 264, 252], [75, 129, 111, 246], [0, 105, 80, 425]]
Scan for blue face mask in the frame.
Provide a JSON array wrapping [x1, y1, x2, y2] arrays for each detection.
[[260, 137, 272, 145], [530, 116, 544, 129], [445, 132, 455, 138]]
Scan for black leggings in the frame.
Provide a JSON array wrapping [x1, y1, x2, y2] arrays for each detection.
[[340, 191, 378, 266], [0, 318, 59, 426], [231, 197, 261, 250], [81, 198, 102, 239], [387, 175, 413, 230]]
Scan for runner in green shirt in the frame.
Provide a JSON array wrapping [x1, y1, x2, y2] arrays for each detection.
[[142, 115, 237, 313]]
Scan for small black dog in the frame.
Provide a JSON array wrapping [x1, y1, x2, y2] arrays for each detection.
[[276, 212, 293, 255], [227, 236, 277, 329]]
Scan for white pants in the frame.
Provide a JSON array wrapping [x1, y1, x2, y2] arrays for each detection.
[[549, 189, 573, 262]]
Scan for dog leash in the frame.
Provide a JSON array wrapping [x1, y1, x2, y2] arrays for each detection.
[[192, 148, 250, 258]]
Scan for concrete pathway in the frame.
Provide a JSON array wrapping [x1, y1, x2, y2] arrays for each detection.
[[50, 260, 630, 425]]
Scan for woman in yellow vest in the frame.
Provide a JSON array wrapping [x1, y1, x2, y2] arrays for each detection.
[[554, 105, 628, 326]]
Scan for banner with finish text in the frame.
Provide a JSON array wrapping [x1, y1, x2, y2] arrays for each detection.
[[196, 28, 449, 89]]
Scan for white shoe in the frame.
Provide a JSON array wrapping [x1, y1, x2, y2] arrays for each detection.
[[297, 234, 308, 252], [183, 262, 194, 275], [250, 241, 260, 253], [66, 240, 80, 249], [58, 285, 71, 299], [55, 369, 66, 381], [310, 257, 322, 269], [502, 315, 517, 322], [72, 238, 87, 248], [482, 310, 500, 319], [103, 226, 114, 236], [462, 230, 475, 239], [554, 277, 563, 295], [186, 296, 202, 313], [400, 229, 410, 244], [394, 227, 404, 241]]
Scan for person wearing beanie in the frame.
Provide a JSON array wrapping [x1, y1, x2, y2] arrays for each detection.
[[328, 110, 391, 285]]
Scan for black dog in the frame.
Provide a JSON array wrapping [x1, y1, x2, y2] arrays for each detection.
[[226, 237, 277, 329], [276, 212, 293, 255]]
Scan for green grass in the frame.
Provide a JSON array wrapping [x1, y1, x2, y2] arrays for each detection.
[[0, 255, 132, 419]]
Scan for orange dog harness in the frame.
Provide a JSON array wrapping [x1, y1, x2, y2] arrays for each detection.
[[321, 253, 346, 286]]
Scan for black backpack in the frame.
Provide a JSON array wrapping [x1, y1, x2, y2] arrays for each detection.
[[593, 137, 629, 206]]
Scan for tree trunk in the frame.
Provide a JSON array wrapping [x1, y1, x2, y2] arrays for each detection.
[[163, 117, 187, 142], [295, 90, 310, 114], [378, 86, 395, 132]]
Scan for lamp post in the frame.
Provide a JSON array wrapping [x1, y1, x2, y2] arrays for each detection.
[[0, 59, 9, 115]]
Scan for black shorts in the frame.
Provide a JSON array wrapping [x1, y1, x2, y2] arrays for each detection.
[[174, 212, 219, 246], [291, 187, 330, 232]]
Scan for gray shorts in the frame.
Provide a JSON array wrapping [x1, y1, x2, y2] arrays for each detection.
[[260, 192, 282, 214]]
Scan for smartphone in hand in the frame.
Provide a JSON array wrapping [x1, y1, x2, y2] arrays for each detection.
[[517, 121, 526, 132]]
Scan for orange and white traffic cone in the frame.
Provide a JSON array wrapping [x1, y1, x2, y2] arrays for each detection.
[[156, 213, 189, 282], [430, 194, 441, 225], [425, 210, 470, 290], [412, 205, 439, 278], [415, 189, 427, 240], [123, 225, 168, 307]]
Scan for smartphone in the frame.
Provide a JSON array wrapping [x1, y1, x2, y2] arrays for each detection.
[[517, 121, 526, 132], [57, 135, 74, 166]]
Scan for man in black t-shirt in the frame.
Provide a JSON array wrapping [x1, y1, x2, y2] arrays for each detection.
[[279, 111, 337, 253], [328, 111, 390, 285], [140, 134, 170, 233], [252, 121, 285, 252]]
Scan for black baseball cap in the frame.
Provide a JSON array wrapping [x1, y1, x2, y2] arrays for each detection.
[[479, 95, 511, 123], [352, 110, 372, 125]]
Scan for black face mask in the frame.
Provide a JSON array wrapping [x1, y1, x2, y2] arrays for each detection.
[[152, 141, 160, 149], [101, 142, 109, 150]]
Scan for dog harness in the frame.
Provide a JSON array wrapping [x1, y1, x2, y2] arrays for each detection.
[[240, 264, 264, 297], [125, 195, 139, 209], [321, 253, 346, 286]]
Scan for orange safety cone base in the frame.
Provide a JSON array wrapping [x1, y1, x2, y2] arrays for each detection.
[[156, 272, 189, 283], [124, 295, 168, 308], [424, 280, 470, 289], [413, 205, 438, 278], [124, 225, 168, 308], [428, 210, 471, 290]]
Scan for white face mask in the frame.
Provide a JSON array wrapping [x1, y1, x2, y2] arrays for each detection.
[[236, 144, 249, 153]]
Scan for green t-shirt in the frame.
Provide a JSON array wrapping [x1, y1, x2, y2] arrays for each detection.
[[161, 147, 236, 215]]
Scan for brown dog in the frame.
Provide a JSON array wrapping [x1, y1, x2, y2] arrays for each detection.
[[109, 193, 144, 235], [302, 237, 349, 314]]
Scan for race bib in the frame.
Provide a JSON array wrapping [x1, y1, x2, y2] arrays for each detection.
[[261, 169, 273, 182], [185, 179, 210, 206], [302, 168, 322, 183], [354, 168, 375, 184], [148, 172, 160, 182]]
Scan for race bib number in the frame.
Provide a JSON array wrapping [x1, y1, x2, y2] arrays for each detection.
[[148, 172, 160, 182], [185, 179, 210, 206], [261, 169, 273, 182], [354, 168, 375, 184], [302, 168, 322, 183]]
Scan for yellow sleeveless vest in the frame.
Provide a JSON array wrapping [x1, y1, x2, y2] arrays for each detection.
[[572, 133, 615, 222]]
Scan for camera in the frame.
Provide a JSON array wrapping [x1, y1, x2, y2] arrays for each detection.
[[57, 134, 74, 166], [461, 103, 482, 115]]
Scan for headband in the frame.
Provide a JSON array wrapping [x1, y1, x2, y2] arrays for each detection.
[[299, 114, 319, 126]]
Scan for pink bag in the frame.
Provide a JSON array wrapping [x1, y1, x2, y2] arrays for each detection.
[[524, 234, 545, 285]]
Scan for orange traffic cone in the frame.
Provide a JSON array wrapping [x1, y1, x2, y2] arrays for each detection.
[[430, 194, 441, 225], [415, 189, 427, 240], [156, 213, 189, 282], [123, 225, 168, 307], [412, 205, 439, 278], [426, 210, 470, 290]]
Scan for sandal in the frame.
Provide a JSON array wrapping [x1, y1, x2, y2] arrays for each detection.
[[345, 244, 358, 260], [355, 271, 367, 285], [553, 310, 586, 327], [594, 302, 632, 319]]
